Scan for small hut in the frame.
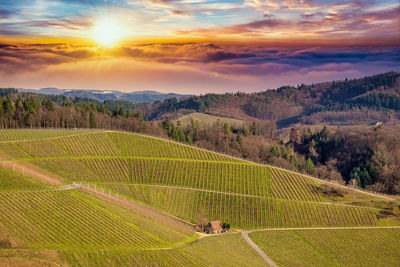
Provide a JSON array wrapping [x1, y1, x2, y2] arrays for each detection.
[[204, 220, 223, 234]]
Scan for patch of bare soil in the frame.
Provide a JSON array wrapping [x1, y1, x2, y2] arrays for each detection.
[[1, 159, 61, 185], [0, 225, 24, 248]]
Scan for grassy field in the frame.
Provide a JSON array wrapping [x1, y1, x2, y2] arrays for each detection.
[[249, 228, 400, 266], [0, 129, 399, 266], [176, 112, 244, 127]]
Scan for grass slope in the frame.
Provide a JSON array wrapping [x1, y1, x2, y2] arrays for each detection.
[[176, 112, 244, 127]]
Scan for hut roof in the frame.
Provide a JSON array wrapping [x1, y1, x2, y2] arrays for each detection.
[[209, 221, 222, 231]]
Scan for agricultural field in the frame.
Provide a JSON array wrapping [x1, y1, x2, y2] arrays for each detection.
[[0, 129, 97, 141], [61, 234, 265, 267], [249, 228, 400, 266], [0, 166, 55, 191], [0, 163, 265, 266], [0, 168, 195, 250], [0, 129, 399, 266], [0, 130, 398, 230]]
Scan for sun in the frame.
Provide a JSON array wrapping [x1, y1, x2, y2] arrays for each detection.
[[92, 18, 125, 46]]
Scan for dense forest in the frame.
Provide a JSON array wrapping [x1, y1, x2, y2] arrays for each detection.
[[138, 72, 400, 125], [1, 72, 399, 195]]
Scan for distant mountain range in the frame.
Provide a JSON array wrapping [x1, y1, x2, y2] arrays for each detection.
[[141, 72, 400, 126], [18, 88, 192, 104]]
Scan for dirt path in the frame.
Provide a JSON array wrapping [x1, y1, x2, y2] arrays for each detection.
[[1, 159, 61, 185], [241, 231, 277, 267]]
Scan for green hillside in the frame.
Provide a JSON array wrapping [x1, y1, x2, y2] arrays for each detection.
[[249, 228, 400, 266], [1, 130, 395, 228], [0, 129, 399, 266]]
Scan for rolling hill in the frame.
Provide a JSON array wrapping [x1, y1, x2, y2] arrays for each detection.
[[142, 72, 400, 126], [18, 88, 191, 104], [0, 129, 399, 266]]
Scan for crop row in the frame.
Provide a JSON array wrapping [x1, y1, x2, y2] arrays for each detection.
[[11, 131, 237, 162], [17, 139, 68, 158], [270, 168, 324, 201], [249, 228, 400, 266], [61, 234, 265, 267], [56, 133, 121, 156], [100, 184, 377, 229], [0, 143, 30, 159], [29, 157, 324, 202], [108, 132, 238, 162], [0, 129, 95, 142], [128, 158, 324, 201], [0, 190, 163, 249], [0, 167, 52, 191], [62, 249, 203, 266]]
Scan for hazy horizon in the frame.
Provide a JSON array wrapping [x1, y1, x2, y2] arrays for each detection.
[[6, 69, 398, 95]]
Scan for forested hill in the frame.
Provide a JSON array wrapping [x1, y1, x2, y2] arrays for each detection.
[[143, 72, 400, 125], [2, 72, 399, 126]]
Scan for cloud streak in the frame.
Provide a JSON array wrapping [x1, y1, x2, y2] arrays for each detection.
[[1, 42, 399, 93]]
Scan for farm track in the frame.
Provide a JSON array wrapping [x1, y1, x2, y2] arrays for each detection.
[[241, 231, 277, 267], [1, 158, 61, 185]]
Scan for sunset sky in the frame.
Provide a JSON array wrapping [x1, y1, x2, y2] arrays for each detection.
[[1, 0, 399, 93]]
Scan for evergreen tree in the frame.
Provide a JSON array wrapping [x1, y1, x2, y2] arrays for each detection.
[[89, 111, 96, 129], [305, 158, 315, 174]]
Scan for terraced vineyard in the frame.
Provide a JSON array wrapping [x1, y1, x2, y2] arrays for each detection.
[[0, 129, 97, 142], [249, 228, 400, 266], [62, 234, 265, 266], [0, 166, 195, 250], [0, 129, 399, 266], [1, 130, 391, 229], [0, 167, 54, 191]]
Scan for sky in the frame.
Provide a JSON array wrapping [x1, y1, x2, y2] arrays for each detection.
[[0, 0, 399, 93]]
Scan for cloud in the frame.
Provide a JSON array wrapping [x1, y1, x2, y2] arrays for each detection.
[[0, 41, 399, 93], [176, 4, 400, 41], [0, 10, 15, 18], [169, 9, 190, 16]]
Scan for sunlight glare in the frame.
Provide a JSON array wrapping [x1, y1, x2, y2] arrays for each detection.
[[92, 18, 125, 46]]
